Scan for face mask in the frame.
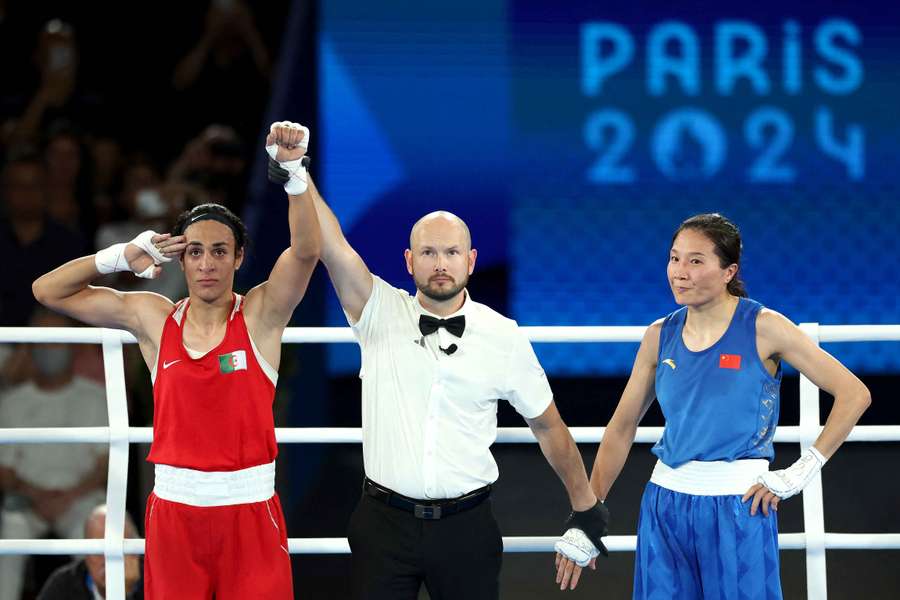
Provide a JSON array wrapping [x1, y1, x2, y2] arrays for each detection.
[[135, 188, 167, 219], [31, 345, 73, 378]]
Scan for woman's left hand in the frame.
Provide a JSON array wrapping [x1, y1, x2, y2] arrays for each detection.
[[742, 483, 781, 516]]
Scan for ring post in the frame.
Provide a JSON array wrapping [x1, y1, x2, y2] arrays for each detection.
[[799, 323, 827, 599], [102, 329, 130, 600]]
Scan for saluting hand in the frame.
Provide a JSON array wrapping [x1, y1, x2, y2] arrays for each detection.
[[124, 232, 187, 279]]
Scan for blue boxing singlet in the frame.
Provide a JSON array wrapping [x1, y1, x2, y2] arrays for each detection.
[[651, 298, 782, 468]]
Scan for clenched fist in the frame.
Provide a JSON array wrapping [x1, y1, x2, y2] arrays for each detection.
[[266, 121, 308, 162]]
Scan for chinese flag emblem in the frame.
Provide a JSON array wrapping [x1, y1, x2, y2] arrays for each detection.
[[719, 354, 741, 369]]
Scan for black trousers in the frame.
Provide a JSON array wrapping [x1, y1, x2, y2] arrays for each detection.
[[347, 493, 503, 600]]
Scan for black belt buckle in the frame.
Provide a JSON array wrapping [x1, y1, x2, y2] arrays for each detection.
[[414, 504, 442, 520]]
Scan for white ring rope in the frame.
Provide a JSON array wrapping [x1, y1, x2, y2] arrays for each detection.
[[1, 324, 899, 600], [5, 533, 900, 556], [6, 324, 900, 344], [3, 425, 900, 445]]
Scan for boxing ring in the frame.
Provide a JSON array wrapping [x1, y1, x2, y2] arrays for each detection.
[[1, 324, 899, 599]]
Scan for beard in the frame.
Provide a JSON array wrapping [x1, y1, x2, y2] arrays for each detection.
[[415, 272, 468, 302]]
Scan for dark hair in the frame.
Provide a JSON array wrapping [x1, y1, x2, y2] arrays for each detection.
[[672, 213, 747, 297], [172, 203, 248, 251]]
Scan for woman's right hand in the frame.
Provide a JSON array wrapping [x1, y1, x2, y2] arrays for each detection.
[[124, 233, 186, 279]]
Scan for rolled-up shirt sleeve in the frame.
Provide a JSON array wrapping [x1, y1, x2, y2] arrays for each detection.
[[504, 328, 553, 419]]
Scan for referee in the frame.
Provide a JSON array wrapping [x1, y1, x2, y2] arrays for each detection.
[[269, 157, 604, 599]]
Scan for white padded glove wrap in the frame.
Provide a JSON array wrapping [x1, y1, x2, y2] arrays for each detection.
[[554, 528, 600, 567], [94, 231, 170, 280], [757, 446, 827, 500]]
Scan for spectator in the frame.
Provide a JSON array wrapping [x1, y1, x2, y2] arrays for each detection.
[[171, 1, 271, 150], [94, 160, 197, 301], [88, 136, 125, 228], [0, 344, 34, 391], [0, 151, 86, 327], [0, 307, 108, 600], [37, 504, 142, 600], [4, 20, 103, 149], [43, 121, 96, 238], [168, 124, 248, 214], [94, 156, 162, 254]]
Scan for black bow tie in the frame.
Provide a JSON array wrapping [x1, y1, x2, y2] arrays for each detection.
[[419, 314, 466, 338]]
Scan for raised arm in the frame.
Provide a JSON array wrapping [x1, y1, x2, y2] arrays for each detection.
[[245, 123, 321, 344], [306, 176, 373, 322], [267, 149, 373, 322]]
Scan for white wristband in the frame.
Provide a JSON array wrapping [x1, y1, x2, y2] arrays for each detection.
[[95, 243, 129, 274], [276, 155, 308, 195], [265, 148, 308, 195]]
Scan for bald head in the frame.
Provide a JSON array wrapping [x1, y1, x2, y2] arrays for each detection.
[[84, 505, 139, 539], [404, 211, 477, 305], [409, 211, 472, 252]]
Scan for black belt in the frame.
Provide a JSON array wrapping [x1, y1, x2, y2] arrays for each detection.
[[363, 477, 491, 520]]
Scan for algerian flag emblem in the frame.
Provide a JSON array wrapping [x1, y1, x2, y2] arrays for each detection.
[[218, 350, 248, 374]]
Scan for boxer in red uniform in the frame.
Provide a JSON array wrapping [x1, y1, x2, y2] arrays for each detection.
[[32, 121, 319, 599]]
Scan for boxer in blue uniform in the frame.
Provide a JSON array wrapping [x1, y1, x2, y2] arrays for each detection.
[[554, 214, 871, 598]]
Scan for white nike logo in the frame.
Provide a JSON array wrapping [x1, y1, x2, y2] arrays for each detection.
[[162, 359, 182, 370]]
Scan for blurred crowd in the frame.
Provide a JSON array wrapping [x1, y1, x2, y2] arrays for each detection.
[[0, 2, 288, 597]]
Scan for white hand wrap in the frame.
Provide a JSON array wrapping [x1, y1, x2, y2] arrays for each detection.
[[757, 446, 827, 500], [554, 528, 600, 567], [94, 230, 171, 280], [94, 243, 129, 275], [266, 121, 309, 195]]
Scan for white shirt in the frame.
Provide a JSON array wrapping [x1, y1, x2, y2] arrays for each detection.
[[349, 275, 553, 499], [0, 377, 108, 488]]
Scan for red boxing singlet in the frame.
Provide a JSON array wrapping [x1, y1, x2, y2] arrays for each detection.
[[147, 294, 278, 471]]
